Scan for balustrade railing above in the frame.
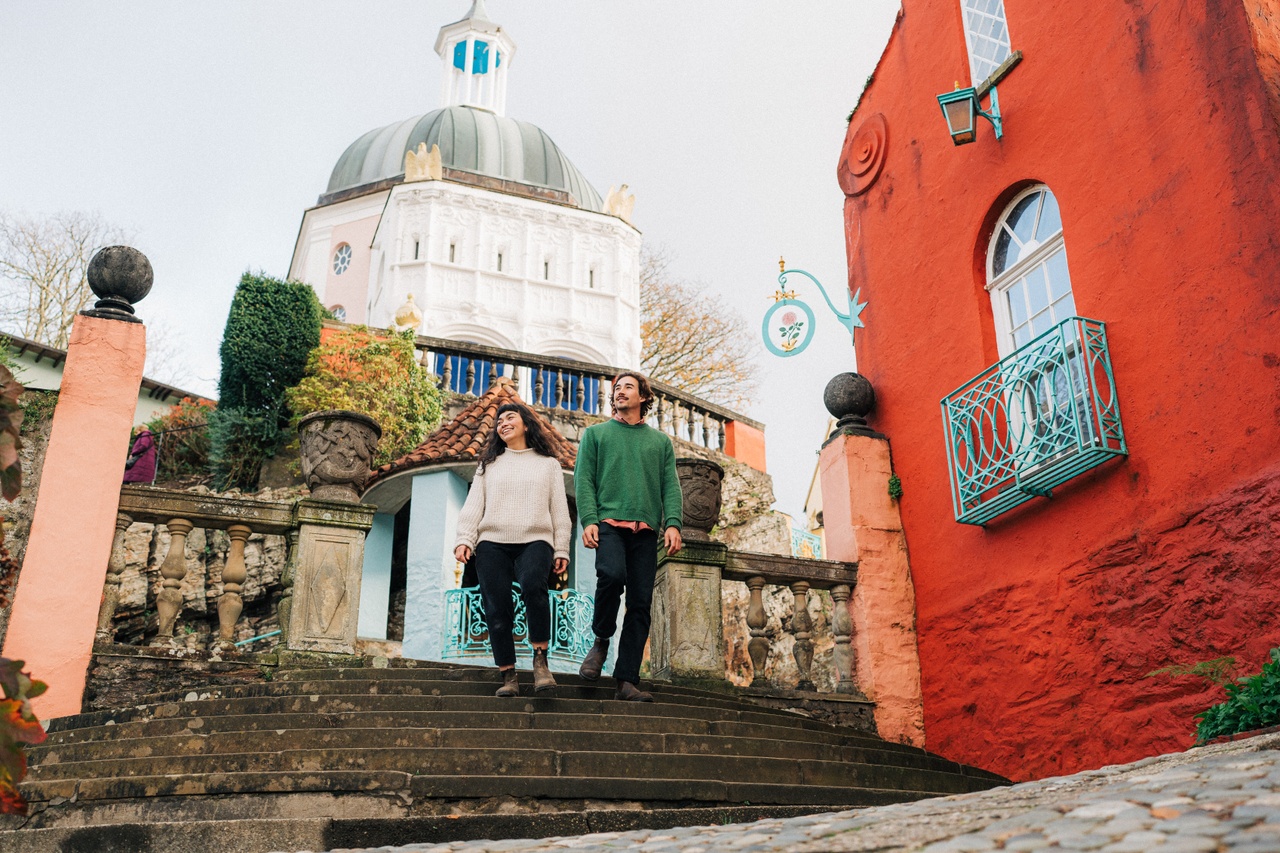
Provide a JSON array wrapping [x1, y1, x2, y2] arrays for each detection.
[[411, 333, 763, 455]]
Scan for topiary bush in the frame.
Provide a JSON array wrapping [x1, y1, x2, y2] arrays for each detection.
[[1195, 648, 1280, 744], [285, 327, 443, 468], [210, 273, 322, 490]]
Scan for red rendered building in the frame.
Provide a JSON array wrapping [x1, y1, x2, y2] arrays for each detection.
[[840, 0, 1280, 780]]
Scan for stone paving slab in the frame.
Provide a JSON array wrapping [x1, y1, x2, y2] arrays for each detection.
[[288, 732, 1280, 853]]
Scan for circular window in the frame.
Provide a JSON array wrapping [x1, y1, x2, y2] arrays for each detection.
[[332, 243, 352, 275], [329, 304, 347, 322]]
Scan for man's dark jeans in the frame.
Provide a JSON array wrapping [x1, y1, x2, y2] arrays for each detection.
[[591, 522, 658, 685], [476, 540, 553, 669]]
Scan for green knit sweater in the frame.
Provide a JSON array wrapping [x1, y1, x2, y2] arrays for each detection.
[[574, 419, 683, 531]]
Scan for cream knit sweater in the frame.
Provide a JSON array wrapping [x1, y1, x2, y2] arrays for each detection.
[[454, 448, 572, 560]]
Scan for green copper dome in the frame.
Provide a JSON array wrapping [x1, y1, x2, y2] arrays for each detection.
[[326, 105, 603, 211]]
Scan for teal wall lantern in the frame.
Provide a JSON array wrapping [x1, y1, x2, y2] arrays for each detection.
[[762, 257, 867, 358], [936, 85, 1003, 145]]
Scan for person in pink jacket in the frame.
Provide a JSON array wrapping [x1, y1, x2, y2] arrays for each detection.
[[123, 428, 157, 484]]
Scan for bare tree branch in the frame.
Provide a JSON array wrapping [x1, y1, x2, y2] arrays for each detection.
[[640, 247, 759, 411], [0, 211, 131, 349]]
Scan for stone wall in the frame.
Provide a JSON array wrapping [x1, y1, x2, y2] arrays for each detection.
[[0, 390, 57, 645]]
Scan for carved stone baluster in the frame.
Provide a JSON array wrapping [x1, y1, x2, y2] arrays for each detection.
[[654, 395, 665, 430], [216, 524, 252, 652], [465, 359, 477, 394], [554, 373, 564, 408], [597, 376, 607, 414], [790, 581, 815, 691], [746, 576, 769, 686], [488, 360, 498, 386], [703, 413, 714, 448], [575, 373, 585, 410], [534, 368, 545, 404], [674, 401, 686, 440], [95, 513, 132, 643], [277, 529, 299, 642], [830, 584, 855, 694], [442, 356, 453, 391], [719, 420, 727, 452], [152, 518, 194, 646]]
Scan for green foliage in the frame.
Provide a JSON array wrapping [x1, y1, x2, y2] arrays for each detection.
[[145, 397, 214, 484], [211, 273, 323, 490], [0, 366, 22, 502], [16, 390, 55, 434], [1145, 656, 1238, 689], [1195, 648, 1280, 744], [0, 339, 21, 380], [0, 658, 46, 815], [285, 327, 443, 468], [887, 473, 903, 501]]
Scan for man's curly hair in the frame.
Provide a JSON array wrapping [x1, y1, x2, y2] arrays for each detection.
[[611, 371, 655, 419]]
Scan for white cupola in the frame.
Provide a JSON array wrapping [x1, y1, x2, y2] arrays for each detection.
[[433, 0, 517, 115]]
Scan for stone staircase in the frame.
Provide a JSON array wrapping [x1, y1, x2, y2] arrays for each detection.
[[0, 663, 1007, 853]]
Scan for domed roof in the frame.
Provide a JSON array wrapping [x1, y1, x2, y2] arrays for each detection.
[[326, 105, 603, 211]]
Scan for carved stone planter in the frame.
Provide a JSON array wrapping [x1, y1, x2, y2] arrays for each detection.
[[676, 458, 724, 541], [298, 410, 382, 503]]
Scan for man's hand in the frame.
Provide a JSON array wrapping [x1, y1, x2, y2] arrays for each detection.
[[454, 544, 472, 563], [554, 557, 569, 576], [582, 524, 599, 549], [664, 526, 683, 556]]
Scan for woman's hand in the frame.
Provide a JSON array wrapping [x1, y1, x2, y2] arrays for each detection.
[[554, 557, 569, 577], [454, 544, 472, 563]]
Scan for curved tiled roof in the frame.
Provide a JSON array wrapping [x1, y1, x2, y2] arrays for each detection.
[[368, 378, 576, 486], [326, 105, 603, 211]]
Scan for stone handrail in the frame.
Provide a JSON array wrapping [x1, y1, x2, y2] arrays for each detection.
[[101, 486, 298, 653], [725, 550, 858, 694], [410, 333, 763, 453]]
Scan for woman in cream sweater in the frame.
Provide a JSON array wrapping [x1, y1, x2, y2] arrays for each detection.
[[454, 403, 572, 696]]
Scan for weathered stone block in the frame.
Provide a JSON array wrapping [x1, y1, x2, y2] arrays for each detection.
[[286, 499, 375, 655], [651, 541, 726, 681]]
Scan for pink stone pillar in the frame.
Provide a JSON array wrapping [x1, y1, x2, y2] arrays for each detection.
[[4, 248, 151, 719], [818, 375, 925, 747]]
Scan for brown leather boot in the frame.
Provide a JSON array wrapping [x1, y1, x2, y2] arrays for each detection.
[[614, 681, 653, 702], [532, 648, 556, 692], [579, 638, 608, 681], [495, 668, 519, 697]]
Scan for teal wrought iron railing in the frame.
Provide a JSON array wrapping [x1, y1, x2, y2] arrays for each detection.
[[790, 528, 824, 560], [442, 584, 595, 664], [941, 317, 1126, 525]]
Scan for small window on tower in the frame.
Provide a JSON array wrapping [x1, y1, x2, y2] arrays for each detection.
[[449, 242, 456, 263], [544, 261, 550, 280], [332, 243, 352, 275], [588, 269, 595, 289], [497, 252, 503, 272], [330, 305, 346, 322], [414, 240, 420, 260]]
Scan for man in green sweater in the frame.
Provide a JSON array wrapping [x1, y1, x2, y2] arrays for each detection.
[[575, 371, 683, 702]]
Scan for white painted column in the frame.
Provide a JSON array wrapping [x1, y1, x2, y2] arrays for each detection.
[[402, 470, 468, 661], [357, 512, 395, 640]]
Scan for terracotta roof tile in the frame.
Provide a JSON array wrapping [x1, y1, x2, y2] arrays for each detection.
[[368, 377, 577, 486]]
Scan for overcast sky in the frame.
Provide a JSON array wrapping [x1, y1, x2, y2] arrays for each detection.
[[1, 1, 901, 519]]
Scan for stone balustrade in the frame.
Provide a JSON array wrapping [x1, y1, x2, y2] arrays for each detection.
[[408, 331, 763, 456], [105, 484, 374, 655]]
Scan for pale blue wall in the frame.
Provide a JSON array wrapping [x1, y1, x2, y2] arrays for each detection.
[[402, 470, 469, 661], [357, 512, 395, 640], [573, 519, 620, 674]]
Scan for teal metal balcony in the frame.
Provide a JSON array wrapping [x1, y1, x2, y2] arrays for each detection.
[[442, 584, 595, 667], [941, 317, 1126, 525]]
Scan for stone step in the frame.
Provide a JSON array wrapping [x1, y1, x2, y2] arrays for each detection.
[[31, 725, 963, 774], [27, 744, 980, 796], [45, 692, 858, 741], [20, 767, 956, 807]]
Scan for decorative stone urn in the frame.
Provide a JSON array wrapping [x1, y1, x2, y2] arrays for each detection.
[[675, 457, 724, 541], [298, 410, 382, 503]]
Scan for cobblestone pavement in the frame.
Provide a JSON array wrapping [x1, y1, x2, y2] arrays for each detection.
[[299, 733, 1280, 853]]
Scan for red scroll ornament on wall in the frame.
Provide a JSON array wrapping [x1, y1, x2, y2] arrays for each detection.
[[838, 113, 888, 197]]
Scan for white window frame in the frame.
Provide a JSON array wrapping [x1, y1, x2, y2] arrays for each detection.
[[986, 186, 1071, 358], [959, 0, 1013, 86]]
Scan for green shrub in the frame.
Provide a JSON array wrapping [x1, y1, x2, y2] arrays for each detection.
[[285, 327, 442, 467], [211, 273, 322, 490], [145, 397, 215, 484], [1195, 648, 1280, 744]]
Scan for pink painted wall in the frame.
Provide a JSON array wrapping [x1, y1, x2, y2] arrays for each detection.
[[322, 216, 380, 324], [4, 316, 146, 719]]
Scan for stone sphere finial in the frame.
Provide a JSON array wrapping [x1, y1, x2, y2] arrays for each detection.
[[823, 372, 881, 441], [83, 246, 153, 323], [392, 293, 424, 333]]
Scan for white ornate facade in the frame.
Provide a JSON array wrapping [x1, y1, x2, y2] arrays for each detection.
[[288, 0, 641, 368]]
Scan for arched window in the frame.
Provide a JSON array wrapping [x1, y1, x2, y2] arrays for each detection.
[[988, 186, 1073, 356], [960, 0, 1013, 86]]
